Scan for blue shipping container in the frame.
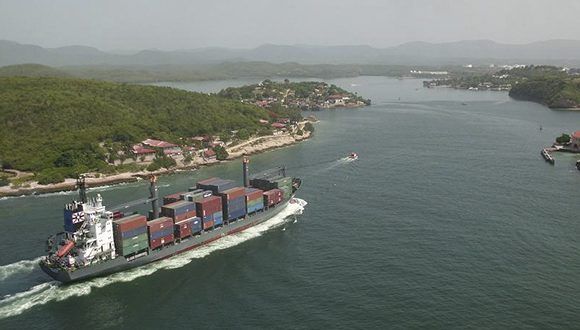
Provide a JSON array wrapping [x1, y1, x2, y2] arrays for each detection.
[[189, 217, 202, 233], [247, 203, 264, 214], [121, 226, 147, 239], [150, 227, 174, 240], [228, 208, 246, 220], [213, 211, 223, 226]]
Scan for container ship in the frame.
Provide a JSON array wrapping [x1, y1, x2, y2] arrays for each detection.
[[40, 158, 302, 283]]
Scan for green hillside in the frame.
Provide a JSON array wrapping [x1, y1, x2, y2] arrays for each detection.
[[0, 63, 70, 78], [0, 77, 273, 180], [509, 77, 580, 108]]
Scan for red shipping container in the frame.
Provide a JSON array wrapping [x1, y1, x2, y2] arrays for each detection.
[[174, 221, 193, 238], [163, 192, 186, 205], [245, 188, 263, 202], [197, 177, 219, 185], [220, 187, 246, 200], [113, 214, 147, 232], [195, 196, 222, 217], [263, 189, 283, 206], [149, 233, 174, 249], [147, 217, 174, 232], [203, 219, 214, 230], [173, 210, 197, 223]]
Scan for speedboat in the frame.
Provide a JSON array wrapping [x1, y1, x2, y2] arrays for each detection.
[[348, 152, 358, 160]]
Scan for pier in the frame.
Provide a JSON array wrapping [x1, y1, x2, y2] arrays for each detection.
[[541, 148, 555, 165]]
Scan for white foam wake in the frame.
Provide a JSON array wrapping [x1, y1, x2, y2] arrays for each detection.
[[0, 198, 307, 319], [0, 257, 43, 281]]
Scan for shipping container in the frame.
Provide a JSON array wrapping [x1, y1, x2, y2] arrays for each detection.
[[227, 208, 246, 221], [195, 196, 222, 217], [219, 187, 246, 200], [183, 190, 213, 203], [115, 233, 148, 256], [247, 200, 264, 214], [245, 187, 264, 202], [147, 217, 174, 232], [189, 217, 202, 234], [150, 233, 174, 250], [116, 232, 148, 247], [163, 192, 186, 205], [196, 177, 219, 186], [263, 189, 284, 206], [203, 219, 214, 230], [118, 239, 149, 256], [120, 226, 147, 239], [149, 227, 174, 240], [161, 201, 197, 221], [198, 178, 237, 194], [223, 196, 247, 220], [174, 218, 193, 239], [113, 214, 147, 232], [213, 211, 224, 226]]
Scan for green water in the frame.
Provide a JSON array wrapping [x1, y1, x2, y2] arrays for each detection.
[[1, 77, 579, 328]]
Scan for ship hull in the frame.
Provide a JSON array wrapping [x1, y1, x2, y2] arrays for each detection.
[[40, 197, 296, 283]]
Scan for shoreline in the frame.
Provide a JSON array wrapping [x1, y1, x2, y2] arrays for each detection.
[[0, 128, 312, 198]]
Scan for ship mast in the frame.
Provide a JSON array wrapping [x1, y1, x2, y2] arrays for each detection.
[[77, 175, 87, 204], [149, 175, 159, 219], [243, 156, 250, 187]]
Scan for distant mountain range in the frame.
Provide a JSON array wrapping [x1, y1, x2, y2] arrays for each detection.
[[2, 39, 580, 67]]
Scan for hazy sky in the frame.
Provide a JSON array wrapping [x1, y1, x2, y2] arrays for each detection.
[[1, 0, 579, 50]]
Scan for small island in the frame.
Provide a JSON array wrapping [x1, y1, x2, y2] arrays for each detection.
[[218, 79, 371, 111]]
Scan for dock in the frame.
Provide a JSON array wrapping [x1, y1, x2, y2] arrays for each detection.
[[541, 148, 555, 165]]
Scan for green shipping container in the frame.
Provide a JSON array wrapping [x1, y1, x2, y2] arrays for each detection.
[[115, 233, 148, 252], [120, 240, 149, 256]]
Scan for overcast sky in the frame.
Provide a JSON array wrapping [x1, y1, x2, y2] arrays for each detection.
[[1, 0, 579, 51]]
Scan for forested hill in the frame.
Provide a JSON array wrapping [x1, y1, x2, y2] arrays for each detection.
[[509, 77, 580, 108], [0, 77, 271, 177]]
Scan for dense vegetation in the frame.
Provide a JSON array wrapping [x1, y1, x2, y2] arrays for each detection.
[[0, 76, 273, 180], [0, 63, 466, 83], [509, 76, 580, 108]]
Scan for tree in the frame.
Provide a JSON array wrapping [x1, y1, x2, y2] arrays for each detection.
[[556, 133, 571, 144], [214, 146, 229, 160]]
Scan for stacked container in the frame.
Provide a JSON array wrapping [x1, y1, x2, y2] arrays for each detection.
[[195, 196, 222, 230], [263, 189, 284, 207], [250, 176, 292, 198], [219, 187, 247, 221], [245, 187, 264, 214], [147, 217, 174, 249], [161, 201, 197, 222], [113, 214, 148, 256], [163, 192, 185, 205], [174, 216, 202, 239], [197, 177, 237, 194], [181, 189, 213, 203]]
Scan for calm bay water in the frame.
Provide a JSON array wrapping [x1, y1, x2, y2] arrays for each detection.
[[1, 77, 579, 328]]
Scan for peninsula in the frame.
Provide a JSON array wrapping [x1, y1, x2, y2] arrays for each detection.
[[0, 76, 318, 196]]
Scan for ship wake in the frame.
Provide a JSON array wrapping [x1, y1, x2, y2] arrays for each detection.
[[0, 198, 307, 319]]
